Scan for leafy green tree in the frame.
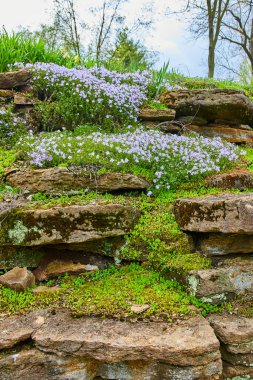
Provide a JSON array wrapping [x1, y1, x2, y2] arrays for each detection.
[[108, 28, 156, 70]]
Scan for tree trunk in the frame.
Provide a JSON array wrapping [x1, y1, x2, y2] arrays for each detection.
[[250, 18, 253, 78], [208, 44, 215, 78]]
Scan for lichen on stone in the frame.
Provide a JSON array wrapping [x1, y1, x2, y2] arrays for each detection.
[[8, 220, 40, 245], [188, 275, 199, 296]]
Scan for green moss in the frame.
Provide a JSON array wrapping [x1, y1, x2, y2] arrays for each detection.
[[0, 148, 16, 177], [144, 99, 169, 110], [0, 263, 220, 319]]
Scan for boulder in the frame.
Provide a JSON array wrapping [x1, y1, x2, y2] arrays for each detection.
[[208, 315, 253, 374], [5, 168, 150, 194], [188, 257, 253, 304], [0, 267, 35, 292], [138, 107, 176, 121], [187, 124, 253, 143], [0, 204, 140, 247], [0, 310, 222, 379], [174, 193, 253, 234], [159, 89, 253, 125], [206, 169, 253, 190], [0, 70, 30, 89]]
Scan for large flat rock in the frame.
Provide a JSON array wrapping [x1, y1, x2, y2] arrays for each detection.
[[174, 193, 253, 234], [0, 310, 222, 379], [33, 313, 220, 366], [159, 89, 253, 125], [5, 167, 150, 194], [0, 204, 140, 247]]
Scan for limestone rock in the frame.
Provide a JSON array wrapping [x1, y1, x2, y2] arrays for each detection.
[[0, 90, 14, 100], [32, 285, 61, 294], [13, 94, 35, 105], [208, 315, 253, 372], [198, 233, 253, 256], [188, 257, 253, 303], [0, 246, 44, 270], [159, 89, 253, 125], [139, 107, 176, 121], [187, 124, 253, 143], [174, 192, 253, 234], [0, 348, 98, 380], [177, 115, 208, 125], [0, 310, 222, 379], [0, 267, 35, 292], [159, 122, 181, 134], [208, 314, 253, 345], [5, 167, 150, 194], [33, 313, 220, 367], [0, 320, 34, 350], [0, 70, 30, 89], [0, 204, 140, 247], [222, 361, 253, 378], [34, 259, 98, 280], [206, 169, 253, 190], [0, 347, 221, 380], [130, 303, 150, 313], [0, 311, 46, 350]]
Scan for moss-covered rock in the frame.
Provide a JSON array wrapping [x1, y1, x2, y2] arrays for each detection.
[[0, 204, 140, 247]]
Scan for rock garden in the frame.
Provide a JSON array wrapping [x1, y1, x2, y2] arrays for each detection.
[[1, 55, 253, 380]]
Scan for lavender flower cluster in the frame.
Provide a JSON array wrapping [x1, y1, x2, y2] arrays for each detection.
[[17, 127, 240, 192], [16, 62, 151, 129]]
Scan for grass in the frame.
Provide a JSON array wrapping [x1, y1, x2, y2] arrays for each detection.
[[0, 263, 220, 319], [164, 70, 253, 100], [0, 29, 86, 73]]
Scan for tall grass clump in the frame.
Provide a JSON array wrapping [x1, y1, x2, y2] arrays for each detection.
[[0, 29, 69, 72]]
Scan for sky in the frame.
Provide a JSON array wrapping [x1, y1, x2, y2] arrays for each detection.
[[0, 0, 208, 77]]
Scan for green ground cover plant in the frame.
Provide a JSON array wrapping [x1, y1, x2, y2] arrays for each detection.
[[0, 107, 27, 147], [0, 147, 16, 176], [0, 263, 219, 318], [16, 125, 241, 193], [16, 62, 151, 130]]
